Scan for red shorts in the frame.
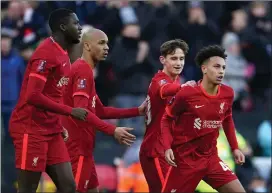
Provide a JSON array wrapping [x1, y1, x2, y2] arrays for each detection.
[[162, 153, 237, 193], [10, 132, 70, 172], [71, 155, 98, 193], [140, 154, 171, 193]]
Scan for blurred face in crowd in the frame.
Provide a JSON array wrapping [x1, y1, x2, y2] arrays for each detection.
[[202, 56, 226, 85], [1, 36, 12, 56], [160, 48, 185, 78], [7, 1, 22, 20], [122, 24, 140, 39], [231, 10, 248, 32], [251, 2, 267, 18], [82, 29, 109, 65], [228, 42, 241, 56]]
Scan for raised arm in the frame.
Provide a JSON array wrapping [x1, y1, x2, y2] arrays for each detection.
[[95, 96, 140, 119]]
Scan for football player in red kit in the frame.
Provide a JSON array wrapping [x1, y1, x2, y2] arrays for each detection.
[[62, 28, 146, 193], [9, 9, 88, 193], [139, 39, 192, 193], [161, 45, 246, 193]]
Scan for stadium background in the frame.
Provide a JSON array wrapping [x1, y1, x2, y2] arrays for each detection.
[[1, 1, 271, 192]]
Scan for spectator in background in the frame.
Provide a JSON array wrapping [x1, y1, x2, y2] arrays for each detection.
[[249, 1, 272, 48], [108, 6, 148, 137], [1, 34, 25, 139], [1, 1, 24, 46], [136, 1, 173, 73], [229, 8, 271, 103], [1, 33, 25, 193], [169, 1, 221, 81], [222, 32, 255, 111], [257, 120, 271, 157], [18, 1, 47, 62]]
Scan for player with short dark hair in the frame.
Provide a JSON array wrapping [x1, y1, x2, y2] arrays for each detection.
[[139, 39, 194, 192], [161, 45, 246, 192], [9, 9, 86, 193]]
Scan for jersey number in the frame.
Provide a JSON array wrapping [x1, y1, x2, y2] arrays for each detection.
[[146, 95, 152, 125], [219, 161, 231, 171]]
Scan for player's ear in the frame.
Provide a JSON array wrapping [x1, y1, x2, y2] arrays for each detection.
[[83, 42, 91, 51], [201, 65, 207, 74], [60, 24, 66, 32], [159, 56, 165, 64]]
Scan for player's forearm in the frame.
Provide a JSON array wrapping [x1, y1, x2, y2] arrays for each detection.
[[160, 83, 181, 99], [85, 112, 116, 135], [26, 92, 72, 115], [222, 116, 239, 151], [161, 113, 174, 150], [26, 77, 72, 115], [97, 107, 139, 119]]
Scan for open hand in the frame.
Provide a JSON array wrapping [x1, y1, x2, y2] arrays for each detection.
[[114, 127, 136, 146]]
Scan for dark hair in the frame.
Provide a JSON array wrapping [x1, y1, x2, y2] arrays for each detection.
[[195, 45, 227, 67], [160, 39, 189, 57], [48, 8, 74, 33]]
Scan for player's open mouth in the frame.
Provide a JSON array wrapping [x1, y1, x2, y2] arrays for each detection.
[[174, 67, 181, 70], [216, 76, 223, 81]]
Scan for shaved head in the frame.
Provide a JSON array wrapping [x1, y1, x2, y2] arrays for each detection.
[[81, 28, 109, 64], [82, 28, 108, 44]]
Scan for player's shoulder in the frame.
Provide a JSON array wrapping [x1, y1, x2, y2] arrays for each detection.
[[71, 59, 93, 75], [176, 84, 199, 99], [152, 71, 170, 85], [31, 38, 61, 61], [220, 84, 234, 99]]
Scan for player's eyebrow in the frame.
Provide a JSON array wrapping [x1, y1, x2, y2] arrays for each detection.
[[99, 39, 108, 43]]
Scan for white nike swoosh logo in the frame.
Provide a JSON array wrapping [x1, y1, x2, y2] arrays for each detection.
[[195, 105, 204, 108]]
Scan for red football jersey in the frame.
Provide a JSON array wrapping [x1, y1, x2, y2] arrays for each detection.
[[9, 37, 71, 135], [140, 71, 180, 157], [63, 59, 103, 156], [163, 81, 236, 157]]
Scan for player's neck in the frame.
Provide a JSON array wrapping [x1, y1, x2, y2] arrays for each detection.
[[82, 52, 95, 69], [162, 69, 178, 81], [201, 78, 219, 96], [51, 33, 69, 50]]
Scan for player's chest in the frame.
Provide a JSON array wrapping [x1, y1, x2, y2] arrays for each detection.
[[52, 56, 71, 88], [55, 55, 71, 77], [186, 97, 229, 120]]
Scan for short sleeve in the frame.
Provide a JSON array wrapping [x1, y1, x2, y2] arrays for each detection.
[[165, 88, 186, 118], [72, 67, 93, 99]]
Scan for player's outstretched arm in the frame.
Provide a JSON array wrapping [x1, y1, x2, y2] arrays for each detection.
[[95, 96, 146, 119], [160, 83, 182, 99], [26, 76, 87, 120], [74, 95, 136, 146], [160, 80, 196, 99]]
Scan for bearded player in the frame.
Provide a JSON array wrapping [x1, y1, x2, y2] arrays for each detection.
[[161, 45, 246, 192], [139, 39, 193, 193], [9, 9, 89, 193], [62, 28, 146, 193]]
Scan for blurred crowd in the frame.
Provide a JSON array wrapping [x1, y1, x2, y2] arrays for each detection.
[[1, 1, 271, 193]]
